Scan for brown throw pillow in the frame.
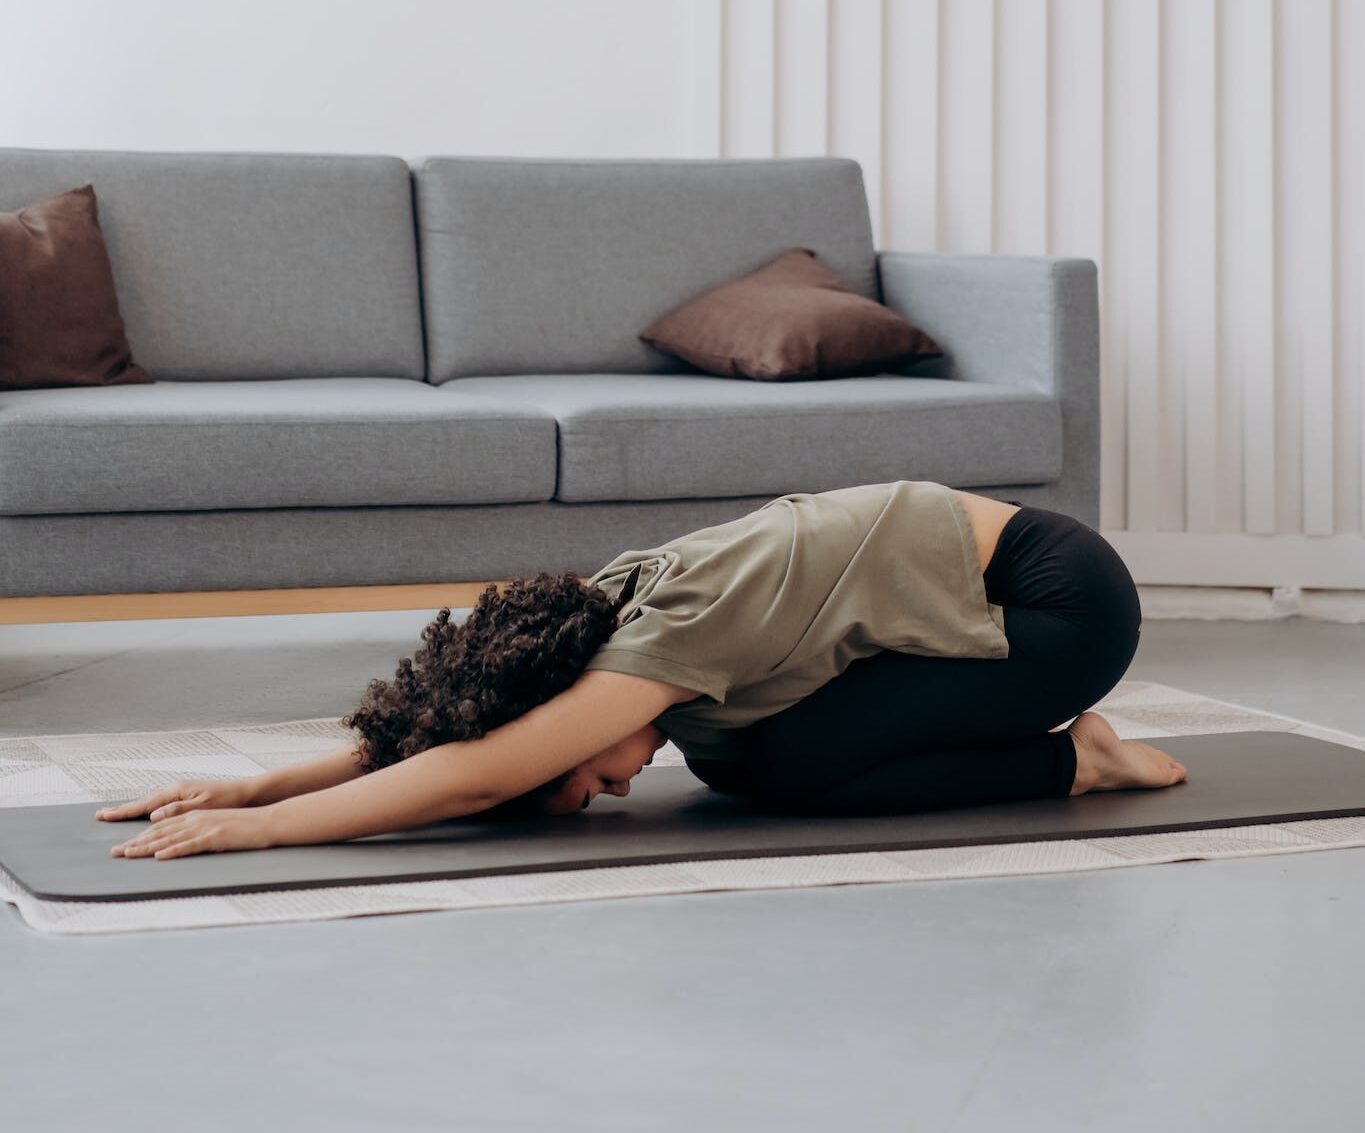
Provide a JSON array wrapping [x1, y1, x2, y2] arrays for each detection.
[[639, 247, 941, 381], [0, 184, 154, 391]]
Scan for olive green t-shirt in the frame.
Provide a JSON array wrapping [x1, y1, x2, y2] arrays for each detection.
[[581, 480, 1010, 763]]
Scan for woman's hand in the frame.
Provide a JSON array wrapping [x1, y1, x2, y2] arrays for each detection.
[[109, 807, 277, 860], [95, 777, 262, 823]]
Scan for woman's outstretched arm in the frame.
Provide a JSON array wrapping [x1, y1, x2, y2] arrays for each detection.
[[250, 742, 368, 805], [261, 669, 690, 846]]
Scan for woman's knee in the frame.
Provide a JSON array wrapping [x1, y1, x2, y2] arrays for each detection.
[[1001, 591, 1139, 726], [1068, 574, 1142, 710], [1089, 537, 1143, 676], [1049, 522, 1142, 679]]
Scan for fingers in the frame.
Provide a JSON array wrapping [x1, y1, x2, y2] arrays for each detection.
[[148, 834, 207, 860], [96, 785, 180, 822], [111, 814, 186, 856], [150, 839, 205, 860], [111, 813, 218, 859], [97, 781, 205, 823], [114, 836, 203, 859], [149, 798, 196, 821], [112, 824, 197, 859], [110, 826, 171, 856]]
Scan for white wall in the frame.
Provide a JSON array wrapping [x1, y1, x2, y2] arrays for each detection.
[[4, 0, 1362, 589], [0, 0, 709, 158]]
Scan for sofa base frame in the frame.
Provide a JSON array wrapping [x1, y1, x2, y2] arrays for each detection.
[[0, 584, 509, 626]]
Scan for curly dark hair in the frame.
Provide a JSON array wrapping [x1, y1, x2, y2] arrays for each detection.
[[340, 570, 628, 819]]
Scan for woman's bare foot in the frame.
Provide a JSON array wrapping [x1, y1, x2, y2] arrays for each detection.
[[1066, 710, 1188, 795]]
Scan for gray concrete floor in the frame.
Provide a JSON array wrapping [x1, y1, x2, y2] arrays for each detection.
[[2, 614, 1364, 1132]]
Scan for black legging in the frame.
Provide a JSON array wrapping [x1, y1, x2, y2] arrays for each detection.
[[683, 502, 1143, 815]]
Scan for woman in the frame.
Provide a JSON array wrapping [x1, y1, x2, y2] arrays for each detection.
[[98, 481, 1186, 860]]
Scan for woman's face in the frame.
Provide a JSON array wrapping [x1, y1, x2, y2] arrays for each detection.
[[537, 721, 669, 815]]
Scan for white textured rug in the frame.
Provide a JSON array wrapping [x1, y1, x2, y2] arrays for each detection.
[[4, 679, 1364, 936]]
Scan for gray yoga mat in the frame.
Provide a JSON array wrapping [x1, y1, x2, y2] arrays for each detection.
[[4, 730, 1364, 903]]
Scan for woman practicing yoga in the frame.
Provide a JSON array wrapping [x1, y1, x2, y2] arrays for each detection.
[[98, 480, 1187, 860]]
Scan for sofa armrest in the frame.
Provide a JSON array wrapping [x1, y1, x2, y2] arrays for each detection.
[[877, 251, 1100, 525]]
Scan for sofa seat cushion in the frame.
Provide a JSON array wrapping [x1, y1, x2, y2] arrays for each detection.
[[0, 378, 556, 515], [436, 374, 1063, 503]]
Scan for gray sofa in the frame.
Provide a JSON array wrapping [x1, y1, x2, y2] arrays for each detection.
[[0, 147, 1099, 600]]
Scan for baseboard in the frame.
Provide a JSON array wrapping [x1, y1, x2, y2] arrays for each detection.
[[1104, 530, 1365, 589], [1107, 527, 1365, 623], [1137, 585, 1365, 624]]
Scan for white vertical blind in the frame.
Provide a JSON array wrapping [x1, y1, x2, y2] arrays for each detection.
[[722, 0, 777, 156], [938, 0, 995, 254], [993, 0, 1049, 255], [1163, 0, 1218, 534], [706, 0, 1364, 566], [1106, 0, 1161, 533], [1340, 0, 1365, 540], [1276, 0, 1335, 537], [1218, 0, 1277, 538], [882, 0, 939, 252], [774, 0, 829, 156], [828, 0, 885, 244]]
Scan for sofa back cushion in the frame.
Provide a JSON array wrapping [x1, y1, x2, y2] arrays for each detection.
[[414, 157, 878, 382], [0, 147, 425, 381]]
